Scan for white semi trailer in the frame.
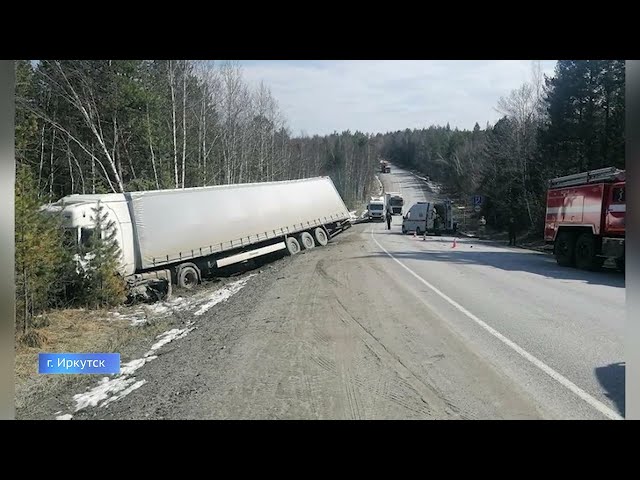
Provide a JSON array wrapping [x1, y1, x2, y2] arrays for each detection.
[[43, 177, 351, 296]]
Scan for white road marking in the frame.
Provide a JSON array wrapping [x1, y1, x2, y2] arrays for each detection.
[[370, 229, 623, 420]]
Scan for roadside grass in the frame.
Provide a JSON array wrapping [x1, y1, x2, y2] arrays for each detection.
[[15, 307, 170, 413]]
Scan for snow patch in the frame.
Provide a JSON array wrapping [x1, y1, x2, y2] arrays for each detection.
[[120, 356, 156, 376], [71, 356, 156, 412], [73, 375, 139, 412], [110, 309, 147, 326], [194, 276, 253, 316], [147, 327, 194, 354], [59, 275, 254, 419], [101, 379, 147, 408], [426, 181, 441, 194], [146, 303, 169, 314]]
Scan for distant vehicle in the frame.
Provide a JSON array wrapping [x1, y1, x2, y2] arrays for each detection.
[[544, 167, 625, 271], [385, 192, 404, 215], [402, 201, 454, 235], [380, 160, 391, 174], [42, 177, 352, 297], [368, 196, 386, 221]]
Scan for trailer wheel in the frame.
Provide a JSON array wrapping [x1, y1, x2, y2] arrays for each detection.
[[299, 231, 316, 250], [554, 231, 576, 267], [286, 237, 301, 256], [575, 233, 602, 270], [313, 227, 329, 246], [177, 265, 199, 289]]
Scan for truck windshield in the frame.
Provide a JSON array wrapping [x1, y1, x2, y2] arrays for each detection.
[[80, 228, 95, 248], [370, 204, 383, 211], [63, 228, 78, 248], [390, 198, 403, 206]]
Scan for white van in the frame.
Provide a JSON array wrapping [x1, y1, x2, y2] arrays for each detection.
[[402, 201, 454, 235]]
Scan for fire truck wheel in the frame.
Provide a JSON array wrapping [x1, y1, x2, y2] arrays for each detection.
[[575, 233, 599, 270], [555, 231, 576, 267]]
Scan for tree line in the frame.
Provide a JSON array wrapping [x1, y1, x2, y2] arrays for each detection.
[[379, 60, 625, 233]]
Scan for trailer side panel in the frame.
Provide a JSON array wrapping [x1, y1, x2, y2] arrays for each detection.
[[129, 177, 350, 270]]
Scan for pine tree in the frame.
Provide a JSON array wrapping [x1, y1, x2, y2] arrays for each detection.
[[81, 201, 126, 308], [15, 165, 67, 334]]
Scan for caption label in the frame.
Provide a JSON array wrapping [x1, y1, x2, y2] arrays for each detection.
[[39, 353, 120, 374]]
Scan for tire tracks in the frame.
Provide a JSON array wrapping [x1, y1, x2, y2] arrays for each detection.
[[331, 295, 460, 418]]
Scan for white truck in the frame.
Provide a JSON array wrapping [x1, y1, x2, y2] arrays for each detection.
[[43, 177, 351, 297], [401, 201, 455, 235], [367, 196, 386, 221], [385, 192, 404, 215]]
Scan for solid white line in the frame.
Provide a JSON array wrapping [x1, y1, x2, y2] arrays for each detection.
[[370, 229, 623, 420]]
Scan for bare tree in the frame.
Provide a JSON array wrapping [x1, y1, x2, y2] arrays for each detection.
[[146, 103, 160, 190], [181, 60, 188, 188], [23, 61, 125, 193], [493, 63, 546, 228], [168, 60, 179, 188]]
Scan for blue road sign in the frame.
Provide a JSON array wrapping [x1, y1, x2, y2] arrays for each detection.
[[473, 195, 483, 206]]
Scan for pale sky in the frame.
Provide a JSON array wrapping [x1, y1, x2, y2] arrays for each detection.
[[236, 60, 557, 136]]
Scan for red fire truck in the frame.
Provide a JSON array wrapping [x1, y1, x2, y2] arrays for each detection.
[[544, 167, 625, 271]]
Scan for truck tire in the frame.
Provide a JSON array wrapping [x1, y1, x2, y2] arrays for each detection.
[[286, 237, 301, 256], [402, 227, 407, 235], [554, 231, 576, 267], [314, 227, 329, 246], [299, 231, 316, 250], [575, 233, 602, 270], [416, 227, 422, 235], [616, 255, 625, 273], [177, 265, 199, 290]]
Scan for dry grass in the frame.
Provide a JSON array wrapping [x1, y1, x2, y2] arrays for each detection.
[[14, 307, 169, 412]]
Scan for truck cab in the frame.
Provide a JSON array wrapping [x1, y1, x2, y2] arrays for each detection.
[[41, 194, 136, 277], [402, 201, 454, 235], [368, 196, 386, 221], [385, 192, 404, 215]]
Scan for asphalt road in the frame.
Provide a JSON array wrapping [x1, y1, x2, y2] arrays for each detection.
[[35, 164, 624, 420], [375, 164, 625, 419]]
